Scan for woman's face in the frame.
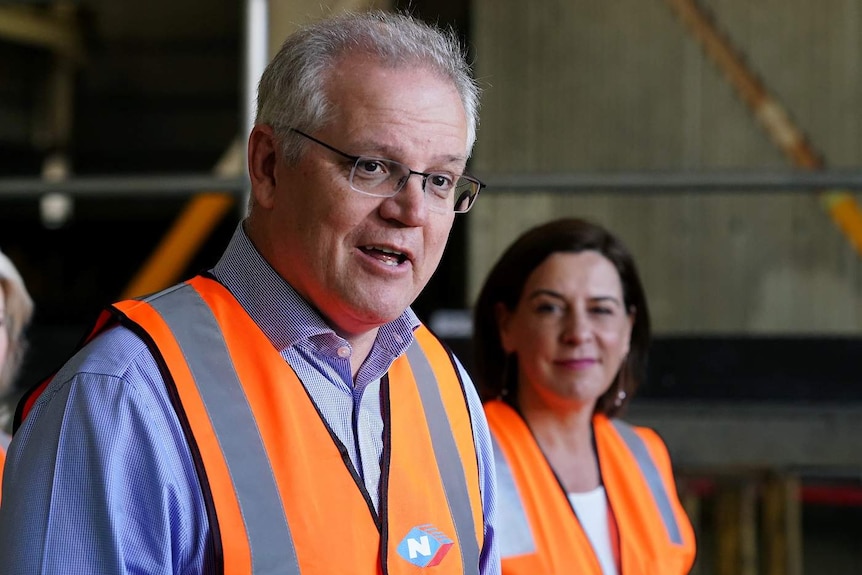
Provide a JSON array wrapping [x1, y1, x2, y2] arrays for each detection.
[[496, 250, 633, 411]]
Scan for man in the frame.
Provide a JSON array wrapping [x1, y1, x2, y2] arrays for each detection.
[[0, 11, 498, 575], [0, 247, 34, 502]]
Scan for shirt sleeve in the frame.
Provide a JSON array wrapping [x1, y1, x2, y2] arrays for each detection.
[[0, 326, 211, 575], [455, 356, 501, 575]]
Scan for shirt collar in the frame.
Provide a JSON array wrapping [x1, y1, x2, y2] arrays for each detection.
[[210, 222, 420, 356]]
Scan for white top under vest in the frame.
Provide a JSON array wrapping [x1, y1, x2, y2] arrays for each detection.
[[568, 486, 619, 575]]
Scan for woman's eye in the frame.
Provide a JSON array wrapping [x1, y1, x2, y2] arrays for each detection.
[[535, 302, 561, 314]]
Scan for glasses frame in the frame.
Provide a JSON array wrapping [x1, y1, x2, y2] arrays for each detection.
[[290, 128, 484, 214]]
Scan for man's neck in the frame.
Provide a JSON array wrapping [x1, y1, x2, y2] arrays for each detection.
[[346, 327, 381, 380]]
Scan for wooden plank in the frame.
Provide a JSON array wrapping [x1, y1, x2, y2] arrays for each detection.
[[762, 474, 804, 575]]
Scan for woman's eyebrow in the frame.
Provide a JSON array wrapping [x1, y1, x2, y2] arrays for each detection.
[[527, 289, 565, 300]]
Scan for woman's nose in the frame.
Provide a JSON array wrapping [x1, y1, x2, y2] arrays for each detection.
[[562, 311, 592, 343]]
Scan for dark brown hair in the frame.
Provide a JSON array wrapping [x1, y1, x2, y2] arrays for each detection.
[[472, 217, 650, 417]]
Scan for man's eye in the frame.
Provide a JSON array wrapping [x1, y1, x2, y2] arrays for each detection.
[[355, 159, 387, 176], [428, 174, 455, 191], [357, 160, 381, 173]]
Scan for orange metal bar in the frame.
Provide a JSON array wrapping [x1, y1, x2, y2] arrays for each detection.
[[664, 0, 862, 256], [120, 192, 235, 299]]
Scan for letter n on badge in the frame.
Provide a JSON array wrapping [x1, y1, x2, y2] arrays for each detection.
[[397, 524, 454, 567]]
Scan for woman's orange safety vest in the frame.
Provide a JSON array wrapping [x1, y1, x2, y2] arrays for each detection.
[[18, 276, 485, 575], [0, 441, 6, 506], [485, 400, 695, 575]]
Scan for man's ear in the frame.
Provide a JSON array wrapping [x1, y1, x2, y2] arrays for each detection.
[[248, 124, 279, 209]]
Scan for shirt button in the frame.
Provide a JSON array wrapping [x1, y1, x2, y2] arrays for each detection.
[[337, 346, 351, 358], [393, 333, 404, 344]]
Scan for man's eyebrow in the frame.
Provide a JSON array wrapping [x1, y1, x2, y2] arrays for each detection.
[[350, 141, 467, 166]]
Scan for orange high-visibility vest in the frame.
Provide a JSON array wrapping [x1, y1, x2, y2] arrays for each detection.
[[19, 276, 484, 575], [0, 443, 6, 506], [486, 400, 695, 575]]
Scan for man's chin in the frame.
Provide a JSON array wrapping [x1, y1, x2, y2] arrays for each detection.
[[326, 301, 406, 337]]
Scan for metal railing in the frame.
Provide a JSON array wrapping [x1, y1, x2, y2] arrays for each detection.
[[3, 169, 862, 198]]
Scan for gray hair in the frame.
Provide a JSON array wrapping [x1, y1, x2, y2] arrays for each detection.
[[255, 10, 481, 163], [0, 249, 33, 398]]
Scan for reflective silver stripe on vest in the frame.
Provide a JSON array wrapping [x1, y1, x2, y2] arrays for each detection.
[[611, 419, 684, 545], [147, 284, 300, 575], [405, 340, 480, 575], [490, 434, 536, 558]]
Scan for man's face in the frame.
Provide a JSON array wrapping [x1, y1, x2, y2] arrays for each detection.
[[252, 54, 469, 339], [0, 282, 8, 372]]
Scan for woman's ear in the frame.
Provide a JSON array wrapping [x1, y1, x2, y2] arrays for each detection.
[[623, 305, 636, 357], [495, 302, 515, 354], [247, 124, 279, 209]]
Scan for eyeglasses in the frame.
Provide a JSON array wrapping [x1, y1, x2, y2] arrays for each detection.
[[290, 128, 484, 214]]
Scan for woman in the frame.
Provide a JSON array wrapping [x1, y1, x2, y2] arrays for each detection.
[[0, 248, 34, 491], [473, 218, 695, 574]]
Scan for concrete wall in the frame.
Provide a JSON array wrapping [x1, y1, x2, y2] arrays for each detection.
[[468, 0, 862, 333]]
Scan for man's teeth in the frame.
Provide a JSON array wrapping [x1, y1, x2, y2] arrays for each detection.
[[363, 246, 406, 265]]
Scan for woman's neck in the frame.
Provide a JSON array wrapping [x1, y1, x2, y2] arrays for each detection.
[[518, 391, 602, 493]]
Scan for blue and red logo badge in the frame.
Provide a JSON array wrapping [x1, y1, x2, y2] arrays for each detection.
[[396, 524, 454, 567]]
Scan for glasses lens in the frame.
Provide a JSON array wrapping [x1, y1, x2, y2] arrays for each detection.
[[349, 157, 404, 196], [423, 174, 478, 214], [348, 157, 480, 214], [453, 177, 479, 213]]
